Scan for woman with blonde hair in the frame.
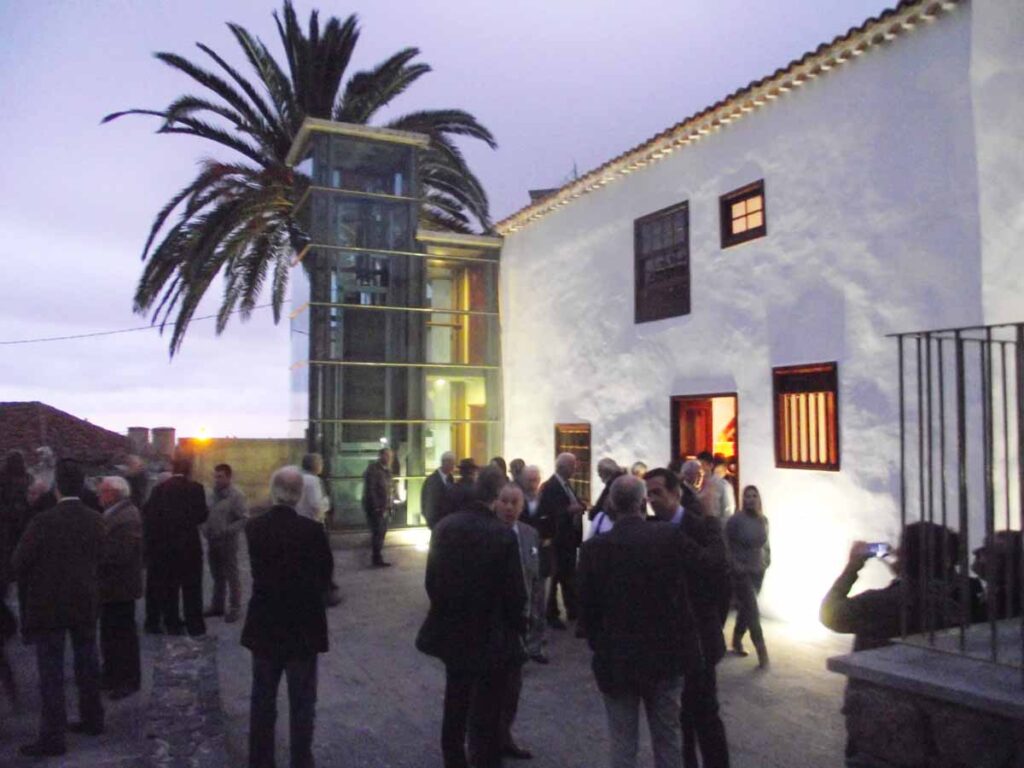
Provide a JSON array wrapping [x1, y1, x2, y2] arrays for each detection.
[[726, 485, 771, 667]]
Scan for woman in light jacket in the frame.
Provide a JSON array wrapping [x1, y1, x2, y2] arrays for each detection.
[[726, 485, 771, 667]]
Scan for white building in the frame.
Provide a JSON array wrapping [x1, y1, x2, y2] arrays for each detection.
[[496, 0, 1024, 623]]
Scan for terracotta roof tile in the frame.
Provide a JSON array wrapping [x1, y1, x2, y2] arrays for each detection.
[[0, 401, 128, 465]]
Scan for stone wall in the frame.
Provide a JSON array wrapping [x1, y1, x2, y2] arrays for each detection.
[[178, 437, 305, 509], [843, 679, 1024, 768]]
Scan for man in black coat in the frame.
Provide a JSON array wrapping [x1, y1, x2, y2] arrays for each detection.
[[361, 448, 393, 567], [243, 466, 333, 768], [416, 466, 527, 768], [538, 452, 585, 628], [421, 451, 456, 529], [646, 467, 731, 768], [143, 456, 208, 636], [13, 459, 105, 758], [578, 474, 702, 768]]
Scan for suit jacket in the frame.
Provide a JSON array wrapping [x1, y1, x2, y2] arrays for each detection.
[[241, 505, 334, 658], [143, 475, 208, 580], [99, 499, 144, 604], [677, 510, 729, 666], [578, 516, 701, 695], [12, 498, 105, 634], [537, 474, 580, 549], [421, 470, 452, 529], [416, 502, 527, 673]]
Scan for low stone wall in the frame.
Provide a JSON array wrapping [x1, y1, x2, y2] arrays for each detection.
[[842, 679, 1024, 768], [145, 636, 228, 768], [828, 627, 1024, 768]]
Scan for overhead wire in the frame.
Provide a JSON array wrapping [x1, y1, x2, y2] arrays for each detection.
[[0, 303, 276, 346]]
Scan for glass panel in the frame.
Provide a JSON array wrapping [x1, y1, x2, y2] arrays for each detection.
[[731, 200, 747, 218], [747, 194, 763, 213], [733, 218, 748, 234], [747, 211, 764, 229], [309, 133, 415, 197]]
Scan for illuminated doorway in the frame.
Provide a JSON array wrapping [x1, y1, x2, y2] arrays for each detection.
[[671, 393, 739, 492]]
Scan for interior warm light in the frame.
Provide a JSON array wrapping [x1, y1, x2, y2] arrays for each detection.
[[434, 378, 448, 388]]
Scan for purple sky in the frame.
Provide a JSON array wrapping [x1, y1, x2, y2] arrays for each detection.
[[0, 0, 891, 438]]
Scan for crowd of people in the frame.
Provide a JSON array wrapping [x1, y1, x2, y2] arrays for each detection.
[[1, 442, 1019, 768], [414, 450, 771, 768]]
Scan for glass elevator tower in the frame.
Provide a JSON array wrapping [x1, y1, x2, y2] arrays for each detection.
[[287, 119, 503, 529]]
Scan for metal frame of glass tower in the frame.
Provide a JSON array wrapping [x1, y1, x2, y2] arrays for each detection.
[[287, 118, 503, 529]]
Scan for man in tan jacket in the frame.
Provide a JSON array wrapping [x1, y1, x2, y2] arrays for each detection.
[[203, 464, 248, 623], [97, 475, 143, 699]]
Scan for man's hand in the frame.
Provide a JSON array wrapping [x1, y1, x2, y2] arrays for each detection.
[[848, 541, 873, 569]]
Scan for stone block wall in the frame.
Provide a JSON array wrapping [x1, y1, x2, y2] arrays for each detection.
[[844, 680, 1024, 768]]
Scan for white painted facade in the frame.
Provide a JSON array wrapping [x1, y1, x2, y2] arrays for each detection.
[[497, 0, 1024, 623]]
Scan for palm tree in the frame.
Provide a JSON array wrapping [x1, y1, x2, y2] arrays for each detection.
[[104, 2, 496, 355]]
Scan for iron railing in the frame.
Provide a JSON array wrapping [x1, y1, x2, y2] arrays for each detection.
[[891, 322, 1023, 682]]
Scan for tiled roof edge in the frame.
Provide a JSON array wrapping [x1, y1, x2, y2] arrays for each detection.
[[495, 0, 962, 235]]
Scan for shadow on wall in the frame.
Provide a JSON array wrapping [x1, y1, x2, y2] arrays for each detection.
[[767, 280, 847, 365]]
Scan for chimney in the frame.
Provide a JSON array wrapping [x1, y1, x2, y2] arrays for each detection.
[[126, 427, 150, 453], [151, 427, 176, 458]]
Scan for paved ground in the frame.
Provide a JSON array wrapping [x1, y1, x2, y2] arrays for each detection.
[[1, 534, 854, 767]]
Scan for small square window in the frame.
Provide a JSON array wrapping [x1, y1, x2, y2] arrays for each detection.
[[773, 362, 840, 471], [721, 180, 767, 248], [555, 423, 592, 504]]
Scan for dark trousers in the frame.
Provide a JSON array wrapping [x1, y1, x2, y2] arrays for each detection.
[[442, 666, 504, 768], [100, 601, 140, 692], [249, 653, 318, 768], [732, 572, 765, 646], [546, 545, 578, 621], [144, 567, 161, 631], [681, 663, 729, 768], [497, 662, 524, 750], [150, 559, 205, 636], [366, 510, 388, 563], [34, 626, 104, 748]]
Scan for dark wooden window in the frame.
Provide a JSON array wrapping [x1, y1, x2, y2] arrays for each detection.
[[773, 362, 840, 471], [554, 423, 592, 504], [635, 202, 690, 323], [720, 180, 766, 248]]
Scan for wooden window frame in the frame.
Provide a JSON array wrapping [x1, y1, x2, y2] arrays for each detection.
[[720, 180, 767, 249], [634, 201, 690, 324], [554, 422, 592, 505], [773, 362, 840, 471]]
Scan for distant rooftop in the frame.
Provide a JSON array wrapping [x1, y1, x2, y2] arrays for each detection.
[[0, 401, 128, 465]]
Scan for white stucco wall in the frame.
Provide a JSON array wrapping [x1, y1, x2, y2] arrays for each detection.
[[972, 0, 1024, 324], [499, 5, 986, 623]]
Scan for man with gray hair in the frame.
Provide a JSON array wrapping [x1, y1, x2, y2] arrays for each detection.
[[578, 474, 702, 768], [243, 466, 334, 768], [588, 458, 625, 540], [421, 450, 456, 529], [539, 452, 585, 629], [96, 475, 144, 700]]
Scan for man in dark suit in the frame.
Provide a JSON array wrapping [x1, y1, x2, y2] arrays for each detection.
[[646, 467, 731, 768], [517, 464, 552, 662], [13, 459, 106, 758], [578, 474, 702, 768], [422, 451, 456, 529], [362, 448, 393, 567], [492, 482, 539, 760], [97, 475, 144, 700], [447, 457, 479, 516], [143, 455, 209, 636], [243, 465, 333, 768], [539, 452, 585, 629], [416, 466, 527, 768]]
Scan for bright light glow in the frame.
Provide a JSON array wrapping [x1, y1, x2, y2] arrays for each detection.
[[196, 427, 210, 443], [379, 436, 389, 445], [434, 378, 448, 388]]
